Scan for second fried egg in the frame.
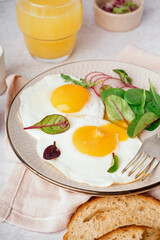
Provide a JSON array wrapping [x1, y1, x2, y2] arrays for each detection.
[[36, 116, 142, 187]]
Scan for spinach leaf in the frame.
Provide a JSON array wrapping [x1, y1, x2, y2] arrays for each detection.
[[108, 153, 119, 173], [130, 105, 141, 116], [105, 95, 135, 124], [146, 118, 160, 131], [127, 112, 159, 138], [61, 74, 102, 88], [113, 69, 132, 84], [124, 89, 151, 105], [145, 101, 160, 116], [138, 89, 146, 115], [129, 90, 146, 116], [100, 88, 125, 102], [149, 79, 160, 112]]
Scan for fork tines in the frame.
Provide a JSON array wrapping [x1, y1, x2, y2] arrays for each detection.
[[122, 147, 159, 180]]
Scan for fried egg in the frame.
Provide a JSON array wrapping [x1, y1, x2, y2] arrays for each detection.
[[19, 74, 142, 187], [19, 74, 104, 136], [35, 116, 142, 187]]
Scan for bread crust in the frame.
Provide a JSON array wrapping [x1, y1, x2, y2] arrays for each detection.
[[98, 225, 144, 240], [64, 195, 160, 240], [142, 227, 160, 240], [98, 225, 160, 240]]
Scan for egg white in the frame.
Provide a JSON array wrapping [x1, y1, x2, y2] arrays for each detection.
[[35, 116, 142, 187], [19, 74, 104, 139]]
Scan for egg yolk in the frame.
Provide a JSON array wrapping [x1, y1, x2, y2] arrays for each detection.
[[51, 84, 90, 113], [104, 112, 128, 129], [72, 123, 128, 157]]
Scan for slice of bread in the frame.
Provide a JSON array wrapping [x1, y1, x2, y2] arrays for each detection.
[[64, 195, 160, 240], [98, 226, 160, 240]]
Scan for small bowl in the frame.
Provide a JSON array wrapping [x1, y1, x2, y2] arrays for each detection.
[[93, 0, 144, 32]]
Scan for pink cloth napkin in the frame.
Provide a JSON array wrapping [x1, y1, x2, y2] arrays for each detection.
[[0, 45, 160, 233]]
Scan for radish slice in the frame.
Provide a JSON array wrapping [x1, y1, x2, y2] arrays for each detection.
[[92, 82, 103, 97], [92, 76, 108, 84], [124, 83, 137, 89], [85, 71, 110, 84], [91, 78, 105, 97], [121, 87, 132, 91], [84, 71, 136, 96], [85, 72, 105, 84], [92, 77, 111, 96], [102, 77, 114, 86], [90, 74, 107, 83], [102, 78, 125, 89]]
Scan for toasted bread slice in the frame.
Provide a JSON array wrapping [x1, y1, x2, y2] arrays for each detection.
[[64, 195, 160, 240], [98, 226, 160, 240]]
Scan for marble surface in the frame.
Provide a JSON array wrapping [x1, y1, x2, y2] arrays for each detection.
[[0, 0, 160, 239]]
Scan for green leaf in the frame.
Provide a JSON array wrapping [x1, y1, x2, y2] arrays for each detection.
[[124, 89, 151, 105], [130, 90, 146, 116], [100, 84, 112, 94], [149, 79, 160, 112], [124, 1, 138, 8], [113, 69, 132, 84], [108, 153, 119, 173], [145, 101, 160, 116], [24, 114, 70, 135], [130, 105, 141, 116], [61, 74, 102, 88], [100, 88, 125, 102], [105, 95, 135, 124], [127, 112, 159, 138], [138, 89, 146, 115], [113, 6, 131, 14], [146, 118, 160, 131]]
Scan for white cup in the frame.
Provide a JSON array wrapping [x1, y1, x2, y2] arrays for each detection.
[[0, 46, 7, 95]]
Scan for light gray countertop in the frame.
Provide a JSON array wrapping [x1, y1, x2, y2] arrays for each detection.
[[0, 0, 160, 239]]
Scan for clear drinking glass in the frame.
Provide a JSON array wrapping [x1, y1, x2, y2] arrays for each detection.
[[16, 0, 83, 63]]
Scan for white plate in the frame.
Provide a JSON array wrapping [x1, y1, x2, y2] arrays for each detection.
[[6, 60, 160, 196]]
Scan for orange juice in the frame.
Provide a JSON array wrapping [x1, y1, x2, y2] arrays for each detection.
[[16, 0, 83, 62]]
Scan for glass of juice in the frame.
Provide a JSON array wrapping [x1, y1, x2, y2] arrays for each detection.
[[16, 0, 83, 63]]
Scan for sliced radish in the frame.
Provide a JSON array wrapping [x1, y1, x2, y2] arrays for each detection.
[[84, 71, 136, 97], [85, 71, 109, 84], [85, 72, 105, 84], [102, 77, 114, 87], [92, 82, 103, 97], [92, 76, 108, 84], [121, 86, 131, 91], [92, 77, 113, 96], [123, 83, 137, 88], [90, 74, 107, 83], [102, 78, 125, 89]]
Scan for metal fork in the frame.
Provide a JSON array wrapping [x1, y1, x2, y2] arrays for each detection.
[[122, 132, 160, 181]]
